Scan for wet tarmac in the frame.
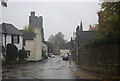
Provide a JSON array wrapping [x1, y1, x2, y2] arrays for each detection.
[[2, 55, 79, 79], [2, 55, 119, 81]]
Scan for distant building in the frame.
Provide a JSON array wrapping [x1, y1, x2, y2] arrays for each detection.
[[23, 11, 43, 61], [60, 49, 70, 56], [42, 43, 48, 52], [52, 45, 60, 55], [60, 42, 71, 56], [42, 43, 48, 57]]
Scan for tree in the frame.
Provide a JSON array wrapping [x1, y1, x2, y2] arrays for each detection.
[[44, 41, 52, 53], [23, 25, 45, 42], [48, 35, 55, 44], [89, 25, 98, 31], [48, 32, 68, 50], [86, 1, 120, 46], [23, 25, 34, 32], [18, 47, 27, 61], [98, 2, 120, 38]]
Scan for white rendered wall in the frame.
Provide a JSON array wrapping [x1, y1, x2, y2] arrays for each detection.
[[34, 27, 42, 61], [0, 34, 2, 44], [2, 34, 23, 50], [24, 28, 43, 61], [14, 36, 23, 50], [24, 40, 35, 61], [60, 49, 70, 56]]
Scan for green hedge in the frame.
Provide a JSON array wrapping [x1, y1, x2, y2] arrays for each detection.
[[85, 34, 120, 47], [18, 47, 27, 61], [6, 43, 18, 62]]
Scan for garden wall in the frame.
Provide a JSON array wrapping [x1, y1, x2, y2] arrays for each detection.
[[77, 44, 120, 75]]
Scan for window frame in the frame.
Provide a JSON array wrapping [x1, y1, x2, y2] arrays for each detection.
[[11, 35, 20, 44]]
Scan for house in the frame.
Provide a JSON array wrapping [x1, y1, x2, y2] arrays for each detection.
[[0, 23, 23, 60], [70, 21, 97, 64], [1, 23, 23, 50], [72, 21, 97, 48], [0, 24, 2, 44], [60, 49, 70, 56], [22, 11, 43, 61], [42, 43, 48, 57], [42, 43, 48, 53], [52, 45, 60, 55], [60, 42, 71, 56], [0, 24, 2, 60]]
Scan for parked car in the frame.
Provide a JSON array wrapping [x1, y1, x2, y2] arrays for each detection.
[[63, 53, 69, 61], [48, 53, 55, 58], [51, 54, 55, 58], [48, 53, 52, 57]]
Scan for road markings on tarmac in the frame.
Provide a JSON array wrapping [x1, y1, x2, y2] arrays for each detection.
[[68, 66, 119, 81], [112, 76, 120, 79], [68, 66, 100, 79]]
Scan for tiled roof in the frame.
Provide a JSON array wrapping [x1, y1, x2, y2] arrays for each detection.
[[22, 32, 36, 40], [76, 31, 97, 46], [1, 23, 23, 35]]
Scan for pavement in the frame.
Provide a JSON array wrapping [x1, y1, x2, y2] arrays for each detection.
[[68, 59, 120, 80]]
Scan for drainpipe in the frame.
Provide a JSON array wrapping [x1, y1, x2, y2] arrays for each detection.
[[4, 34, 7, 47], [77, 45, 80, 65]]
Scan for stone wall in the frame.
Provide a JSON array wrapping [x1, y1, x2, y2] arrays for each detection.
[[76, 44, 120, 75]]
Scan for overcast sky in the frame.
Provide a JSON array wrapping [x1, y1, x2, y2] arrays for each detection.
[[0, 1, 101, 41]]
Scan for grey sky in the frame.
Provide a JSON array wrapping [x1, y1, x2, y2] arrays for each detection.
[[1, 2, 100, 41]]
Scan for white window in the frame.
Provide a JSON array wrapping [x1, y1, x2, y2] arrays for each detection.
[[11, 35, 19, 44]]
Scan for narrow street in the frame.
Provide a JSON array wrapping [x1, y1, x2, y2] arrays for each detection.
[[2, 55, 117, 80], [2, 55, 79, 79]]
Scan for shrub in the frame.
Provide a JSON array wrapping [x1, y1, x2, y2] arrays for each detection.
[[42, 50, 48, 60], [85, 33, 120, 48], [6, 43, 18, 62], [18, 47, 27, 61]]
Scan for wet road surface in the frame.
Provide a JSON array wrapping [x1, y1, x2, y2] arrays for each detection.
[[2, 55, 80, 79], [2, 55, 119, 81]]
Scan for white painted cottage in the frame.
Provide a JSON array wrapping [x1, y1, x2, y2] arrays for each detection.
[[0, 23, 23, 60], [60, 49, 70, 56], [1, 23, 23, 50]]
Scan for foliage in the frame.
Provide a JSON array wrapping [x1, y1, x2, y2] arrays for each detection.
[[44, 41, 53, 53], [87, 2, 120, 47], [23, 25, 35, 32], [42, 50, 48, 60], [98, 2, 120, 37], [6, 43, 18, 62], [18, 47, 27, 61], [23, 25, 45, 42], [48, 32, 67, 48], [85, 34, 120, 47], [89, 24, 98, 31]]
